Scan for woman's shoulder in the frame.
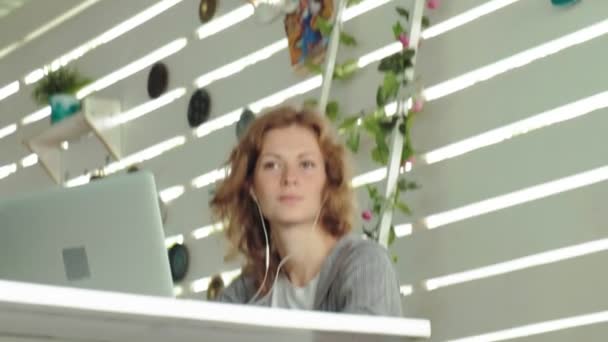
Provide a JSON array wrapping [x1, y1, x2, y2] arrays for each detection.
[[215, 271, 255, 304], [321, 234, 403, 316], [336, 234, 391, 259], [330, 234, 393, 272]]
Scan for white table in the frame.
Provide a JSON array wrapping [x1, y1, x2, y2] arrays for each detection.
[[0, 279, 430, 342]]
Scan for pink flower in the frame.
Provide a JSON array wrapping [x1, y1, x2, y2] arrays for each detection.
[[427, 0, 439, 10], [412, 98, 424, 112], [398, 33, 410, 48], [402, 156, 415, 171], [362, 210, 373, 222]]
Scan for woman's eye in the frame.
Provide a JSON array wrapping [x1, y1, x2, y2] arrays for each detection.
[[301, 160, 315, 169], [263, 161, 279, 170]]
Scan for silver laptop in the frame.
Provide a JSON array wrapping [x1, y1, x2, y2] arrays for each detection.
[[0, 171, 173, 297]]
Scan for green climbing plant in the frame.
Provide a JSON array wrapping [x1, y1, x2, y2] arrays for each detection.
[[305, 2, 434, 250]]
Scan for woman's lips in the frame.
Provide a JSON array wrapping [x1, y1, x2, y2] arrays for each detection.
[[279, 195, 302, 203]]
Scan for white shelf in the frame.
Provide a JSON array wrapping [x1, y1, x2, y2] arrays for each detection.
[[24, 97, 122, 184], [0, 279, 431, 342]]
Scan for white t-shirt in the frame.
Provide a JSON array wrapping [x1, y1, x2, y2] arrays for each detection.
[[271, 273, 319, 310]]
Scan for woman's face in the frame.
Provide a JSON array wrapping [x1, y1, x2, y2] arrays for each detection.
[[252, 124, 327, 227]]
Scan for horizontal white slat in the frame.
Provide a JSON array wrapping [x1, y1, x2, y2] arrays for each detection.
[[0, 0, 159, 84], [71, 21, 608, 210], [518, 321, 608, 342], [0, 0, 400, 179], [401, 251, 608, 341], [392, 178, 608, 284], [176, 230, 238, 285], [0, 0, 517, 183], [116, 1, 399, 151], [0, 0, 86, 74], [111, 60, 608, 239], [0, 0, 246, 130], [0, 164, 50, 196], [70, 1, 250, 88], [401, 104, 608, 220], [107, 0, 608, 203], [417, 0, 608, 87], [413, 28, 608, 155], [161, 186, 211, 236]]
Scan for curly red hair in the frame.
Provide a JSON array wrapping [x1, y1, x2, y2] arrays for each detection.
[[210, 106, 356, 296]]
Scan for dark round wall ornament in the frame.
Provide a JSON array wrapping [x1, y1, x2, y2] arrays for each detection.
[[147, 63, 169, 99], [168, 243, 190, 283], [236, 108, 255, 139], [187, 89, 211, 128], [199, 0, 217, 23]]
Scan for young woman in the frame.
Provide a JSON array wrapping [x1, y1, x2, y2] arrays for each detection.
[[211, 106, 402, 316]]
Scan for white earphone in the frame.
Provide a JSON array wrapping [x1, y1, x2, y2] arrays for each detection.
[[248, 188, 271, 304], [246, 188, 326, 304], [249, 189, 258, 203]]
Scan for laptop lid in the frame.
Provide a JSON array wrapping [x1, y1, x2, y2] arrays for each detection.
[[0, 171, 173, 297]]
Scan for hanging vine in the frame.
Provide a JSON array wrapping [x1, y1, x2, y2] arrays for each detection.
[[305, 0, 438, 249]]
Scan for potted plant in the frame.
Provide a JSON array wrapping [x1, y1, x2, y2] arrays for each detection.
[[32, 67, 91, 125]]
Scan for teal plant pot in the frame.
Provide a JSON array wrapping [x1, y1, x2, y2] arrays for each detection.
[[551, 0, 580, 6], [49, 94, 81, 125]]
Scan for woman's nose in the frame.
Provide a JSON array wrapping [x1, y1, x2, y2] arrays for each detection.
[[281, 164, 298, 186]]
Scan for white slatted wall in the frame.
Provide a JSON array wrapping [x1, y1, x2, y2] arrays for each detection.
[[0, 1, 607, 340]]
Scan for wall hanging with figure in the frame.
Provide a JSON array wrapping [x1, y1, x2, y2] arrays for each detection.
[[284, 0, 334, 73]]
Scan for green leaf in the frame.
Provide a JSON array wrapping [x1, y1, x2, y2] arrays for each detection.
[[315, 16, 333, 37], [339, 31, 357, 46], [392, 21, 405, 40], [383, 71, 399, 92], [395, 7, 409, 20], [371, 135, 390, 165], [339, 116, 359, 130], [378, 52, 401, 73], [326, 101, 340, 122], [375, 130, 390, 153], [346, 128, 360, 153], [388, 225, 396, 246], [392, 254, 399, 263], [372, 204, 381, 215], [382, 71, 400, 101], [362, 114, 382, 137], [422, 15, 431, 28], [342, 59, 359, 76], [373, 107, 387, 118], [347, 0, 364, 6], [378, 50, 414, 74], [407, 181, 420, 190], [376, 72, 400, 108], [403, 115, 415, 160], [376, 86, 387, 107], [378, 116, 398, 134], [304, 60, 323, 75], [403, 48, 416, 60], [33, 67, 91, 105], [372, 148, 387, 165], [397, 178, 408, 191], [334, 59, 359, 80], [395, 200, 412, 215], [366, 185, 379, 199], [401, 135, 414, 165]]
